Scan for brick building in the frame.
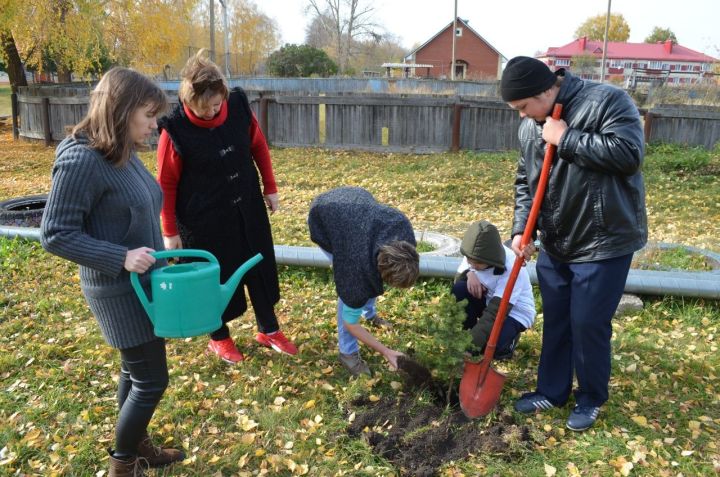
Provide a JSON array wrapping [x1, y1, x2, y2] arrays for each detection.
[[404, 18, 504, 80], [538, 37, 718, 87]]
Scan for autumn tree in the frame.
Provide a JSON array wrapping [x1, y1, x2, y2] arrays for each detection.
[[266, 44, 338, 77], [574, 12, 630, 42], [645, 26, 678, 44], [350, 34, 406, 74], [306, 0, 382, 74], [226, 0, 280, 75], [571, 53, 597, 76], [1, 0, 107, 84], [103, 0, 197, 75], [0, 0, 198, 90], [0, 32, 27, 93]]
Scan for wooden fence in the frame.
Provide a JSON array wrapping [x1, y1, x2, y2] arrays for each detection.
[[644, 105, 720, 150], [12, 86, 720, 152]]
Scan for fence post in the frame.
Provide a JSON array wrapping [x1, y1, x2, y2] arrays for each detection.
[[643, 111, 654, 144], [451, 103, 463, 152], [41, 97, 52, 146], [11, 92, 19, 140], [259, 94, 270, 144]]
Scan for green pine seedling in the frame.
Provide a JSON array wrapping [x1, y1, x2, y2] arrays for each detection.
[[413, 294, 476, 405]]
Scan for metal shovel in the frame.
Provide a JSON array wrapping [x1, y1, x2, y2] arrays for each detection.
[[459, 103, 563, 418]]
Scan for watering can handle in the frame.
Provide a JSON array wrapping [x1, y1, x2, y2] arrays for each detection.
[[149, 249, 219, 264], [129, 249, 220, 323]]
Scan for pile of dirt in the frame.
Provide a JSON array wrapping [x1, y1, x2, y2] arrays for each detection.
[[346, 356, 532, 477]]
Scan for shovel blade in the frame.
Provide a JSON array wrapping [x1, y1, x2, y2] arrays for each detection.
[[459, 360, 506, 418]]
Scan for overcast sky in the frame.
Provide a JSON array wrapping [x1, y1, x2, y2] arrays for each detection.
[[258, 0, 719, 61]]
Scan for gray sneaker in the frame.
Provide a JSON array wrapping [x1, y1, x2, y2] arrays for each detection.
[[365, 315, 393, 328], [339, 351, 371, 377], [566, 406, 600, 431]]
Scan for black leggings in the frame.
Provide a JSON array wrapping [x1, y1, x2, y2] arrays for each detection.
[[115, 338, 169, 456]]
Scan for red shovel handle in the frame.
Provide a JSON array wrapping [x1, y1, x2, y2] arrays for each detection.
[[480, 103, 563, 367]]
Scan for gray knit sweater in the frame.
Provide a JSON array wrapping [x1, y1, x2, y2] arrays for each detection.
[[308, 187, 416, 308], [41, 136, 166, 349]]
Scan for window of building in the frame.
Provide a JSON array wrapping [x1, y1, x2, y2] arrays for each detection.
[[662, 63, 669, 70], [610, 60, 623, 68], [624, 62, 632, 69], [649, 61, 662, 69], [556, 58, 570, 67], [455, 27, 463, 37]]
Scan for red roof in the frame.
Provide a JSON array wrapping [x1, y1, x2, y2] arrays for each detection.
[[542, 37, 718, 63]]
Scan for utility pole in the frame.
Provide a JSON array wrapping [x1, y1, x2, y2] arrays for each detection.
[[600, 0, 611, 83], [209, 0, 216, 61], [219, 0, 231, 78], [451, 0, 457, 81]]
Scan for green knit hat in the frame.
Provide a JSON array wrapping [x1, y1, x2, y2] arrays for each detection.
[[460, 220, 505, 269]]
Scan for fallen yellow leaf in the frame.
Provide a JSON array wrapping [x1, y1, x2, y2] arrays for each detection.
[[631, 415, 648, 427]]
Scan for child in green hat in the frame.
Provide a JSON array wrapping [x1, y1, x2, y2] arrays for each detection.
[[452, 220, 536, 359]]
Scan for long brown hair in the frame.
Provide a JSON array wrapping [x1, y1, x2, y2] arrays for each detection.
[[178, 49, 229, 109], [73, 67, 168, 166]]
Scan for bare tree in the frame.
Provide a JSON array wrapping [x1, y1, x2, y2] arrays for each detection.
[[306, 0, 380, 73]]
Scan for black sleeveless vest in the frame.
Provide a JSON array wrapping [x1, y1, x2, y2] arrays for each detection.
[[158, 88, 279, 317], [159, 88, 261, 234]]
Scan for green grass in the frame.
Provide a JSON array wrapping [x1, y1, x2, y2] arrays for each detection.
[[0, 125, 719, 475], [415, 240, 435, 253], [0, 85, 11, 117]]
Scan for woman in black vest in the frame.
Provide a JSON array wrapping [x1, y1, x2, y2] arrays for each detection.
[[157, 51, 297, 363]]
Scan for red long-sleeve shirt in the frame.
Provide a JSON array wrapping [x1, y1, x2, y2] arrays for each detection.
[[157, 100, 277, 237]]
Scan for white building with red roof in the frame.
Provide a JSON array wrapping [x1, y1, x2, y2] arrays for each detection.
[[538, 37, 718, 87]]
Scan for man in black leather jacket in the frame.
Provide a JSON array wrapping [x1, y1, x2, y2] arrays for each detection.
[[500, 56, 647, 431]]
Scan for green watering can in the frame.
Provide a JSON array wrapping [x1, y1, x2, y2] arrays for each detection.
[[130, 249, 263, 338]]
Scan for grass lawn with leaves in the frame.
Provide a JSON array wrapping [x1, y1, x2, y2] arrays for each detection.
[[1, 123, 719, 476], [0, 86, 11, 117]]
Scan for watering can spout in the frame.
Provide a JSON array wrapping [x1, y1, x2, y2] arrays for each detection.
[[220, 253, 263, 310]]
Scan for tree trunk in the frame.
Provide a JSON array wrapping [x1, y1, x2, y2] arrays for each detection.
[[57, 69, 72, 83], [1, 31, 28, 94]]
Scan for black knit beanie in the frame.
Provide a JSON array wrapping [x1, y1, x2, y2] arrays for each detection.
[[500, 56, 557, 102]]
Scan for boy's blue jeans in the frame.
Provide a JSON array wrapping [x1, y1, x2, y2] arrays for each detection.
[[321, 249, 379, 355], [337, 297, 377, 355]]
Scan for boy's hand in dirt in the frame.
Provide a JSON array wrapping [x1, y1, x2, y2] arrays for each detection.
[[383, 349, 404, 370]]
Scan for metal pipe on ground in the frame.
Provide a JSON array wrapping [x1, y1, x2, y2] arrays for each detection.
[[2, 226, 719, 300]]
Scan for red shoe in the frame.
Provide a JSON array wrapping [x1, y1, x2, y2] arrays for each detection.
[[207, 337, 244, 363], [255, 330, 298, 355]]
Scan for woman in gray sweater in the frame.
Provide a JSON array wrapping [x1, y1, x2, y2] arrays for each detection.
[[41, 68, 183, 476]]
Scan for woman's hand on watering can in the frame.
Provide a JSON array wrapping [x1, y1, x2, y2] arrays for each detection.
[[511, 235, 537, 262], [264, 193, 280, 214], [163, 235, 183, 250], [124, 247, 156, 273]]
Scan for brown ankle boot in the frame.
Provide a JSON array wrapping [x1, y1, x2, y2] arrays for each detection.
[[108, 452, 146, 477], [137, 433, 185, 468]]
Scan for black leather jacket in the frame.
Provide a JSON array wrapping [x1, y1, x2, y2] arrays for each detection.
[[512, 70, 647, 262]]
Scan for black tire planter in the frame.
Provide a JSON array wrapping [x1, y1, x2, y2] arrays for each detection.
[[0, 194, 48, 228]]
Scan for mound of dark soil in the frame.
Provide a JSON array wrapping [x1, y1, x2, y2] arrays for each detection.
[[347, 356, 532, 476]]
